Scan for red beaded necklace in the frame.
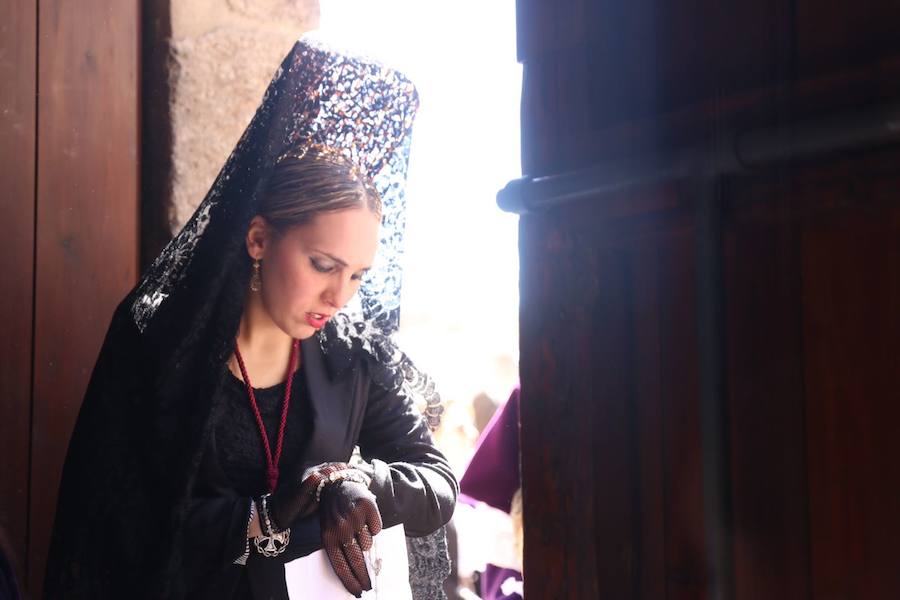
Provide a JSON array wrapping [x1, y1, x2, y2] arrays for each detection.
[[233, 337, 300, 493]]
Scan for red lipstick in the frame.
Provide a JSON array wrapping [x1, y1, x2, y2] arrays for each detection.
[[305, 312, 330, 329]]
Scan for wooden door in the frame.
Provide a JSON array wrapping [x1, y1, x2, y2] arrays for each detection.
[[0, 1, 139, 596], [511, 0, 900, 597]]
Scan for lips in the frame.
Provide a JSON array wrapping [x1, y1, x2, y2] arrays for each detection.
[[305, 312, 331, 329]]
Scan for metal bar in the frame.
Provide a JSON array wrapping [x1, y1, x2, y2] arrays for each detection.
[[498, 104, 900, 214]]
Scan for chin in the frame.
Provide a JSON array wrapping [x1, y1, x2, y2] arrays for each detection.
[[291, 319, 319, 340], [296, 328, 318, 340], [275, 316, 314, 341]]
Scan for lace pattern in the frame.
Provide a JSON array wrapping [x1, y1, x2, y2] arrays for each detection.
[[407, 527, 452, 600]]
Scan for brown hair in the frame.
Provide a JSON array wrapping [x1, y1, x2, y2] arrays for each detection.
[[257, 145, 382, 232]]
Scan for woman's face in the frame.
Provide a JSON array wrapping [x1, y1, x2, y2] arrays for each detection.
[[249, 206, 380, 339]]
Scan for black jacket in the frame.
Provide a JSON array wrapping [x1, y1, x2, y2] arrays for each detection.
[[184, 331, 458, 597]]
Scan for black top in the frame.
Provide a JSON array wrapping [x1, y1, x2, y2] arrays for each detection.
[[216, 365, 313, 498], [186, 364, 320, 599]]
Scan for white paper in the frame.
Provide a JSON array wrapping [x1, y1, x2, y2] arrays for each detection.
[[284, 523, 412, 599]]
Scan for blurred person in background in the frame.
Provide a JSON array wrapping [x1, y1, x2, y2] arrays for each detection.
[[454, 386, 524, 599]]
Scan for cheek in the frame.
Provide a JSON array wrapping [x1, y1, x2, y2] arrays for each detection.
[[267, 253, 313, 307]]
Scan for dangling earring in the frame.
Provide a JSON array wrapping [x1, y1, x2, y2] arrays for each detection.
[[250, 259, 262, 292]]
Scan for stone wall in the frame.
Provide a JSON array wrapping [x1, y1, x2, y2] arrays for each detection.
[[163, 0, 319, 235]]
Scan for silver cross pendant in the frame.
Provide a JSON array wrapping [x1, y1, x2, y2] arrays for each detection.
[[253, 528, 291, 557]]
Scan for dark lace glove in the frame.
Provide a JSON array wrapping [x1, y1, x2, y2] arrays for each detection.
[[319, 478, 384, 597], [267, 462, 352, 532]]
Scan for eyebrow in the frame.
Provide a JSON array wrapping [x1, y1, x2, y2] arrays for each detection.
[[314, 249, 372, 272]]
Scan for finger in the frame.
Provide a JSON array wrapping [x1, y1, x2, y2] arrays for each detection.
[[347, 499, 367, 530], [361, 500, 383, 536], [342, 539, 372, 592], [325, 539, 364, 596], [356, 523, 373, 551], [328, 504, 347, 528]]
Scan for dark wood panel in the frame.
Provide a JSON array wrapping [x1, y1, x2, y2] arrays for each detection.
[[519, 212, 634, 598], [516, 0, 791, 72], [516, 0, 589, 61], [517, 0, 900, 96], [517, 163, 900, 598], [723, 198, 812, 599], [516, 0, 900, 177], [522, 51, 900, 178], [0, 0, 37, 587], [517, 0, 796, 175], [719, 151, 900, 597], [728, 146, 900, 227], [629, 242, 668, 599], [30, 0, 140, 594], [655, 232, 706, 600], [795, 0, 900, 78], [515, 2, 900, 598], [520, 199, 706, 598], [801, 203, 900, 599]]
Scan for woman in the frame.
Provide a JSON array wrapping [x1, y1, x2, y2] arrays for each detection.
[[43, 35, 457, 599]]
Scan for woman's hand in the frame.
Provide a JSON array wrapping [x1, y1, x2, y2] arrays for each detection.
[[268, 462, 351, 532], [319, 478, 383, 597]]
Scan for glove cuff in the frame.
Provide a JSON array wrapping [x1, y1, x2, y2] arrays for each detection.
[[314, 468, 372, 502]]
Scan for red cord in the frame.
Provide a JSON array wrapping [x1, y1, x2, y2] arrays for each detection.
[[233, 337, 300, 493]]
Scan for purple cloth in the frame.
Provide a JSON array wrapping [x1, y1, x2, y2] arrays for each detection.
[[480, 564, 523, 600], [459, 385, 521, 513]]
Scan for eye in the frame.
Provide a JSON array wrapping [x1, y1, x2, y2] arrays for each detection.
[[310, 258, 333, 273]]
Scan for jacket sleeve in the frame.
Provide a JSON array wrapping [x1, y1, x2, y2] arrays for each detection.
[[182, 496, 255, 573], [355, 361, 459, 537], [180, 456, 324, 586], [181, 497, 324, 567]]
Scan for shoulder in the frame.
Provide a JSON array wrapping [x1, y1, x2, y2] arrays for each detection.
[[316, 317, 392, 381], [316, 315, 443, 430]]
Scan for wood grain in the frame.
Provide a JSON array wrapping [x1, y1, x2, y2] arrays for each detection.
[[0, 0, 37, 588], [516, 2, 900, 596], [801, 195, 900, 598], [519, 200, 707, 598], [29, 0, 139, 594]]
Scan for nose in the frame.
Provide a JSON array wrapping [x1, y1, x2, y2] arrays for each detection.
[[323, 277, 356, 310]]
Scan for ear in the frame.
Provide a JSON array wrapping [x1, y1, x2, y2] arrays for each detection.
[[245, 215, 272, 260]]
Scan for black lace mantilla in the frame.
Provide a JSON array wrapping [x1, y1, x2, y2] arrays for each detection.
[[130, 33, 443, 430], [123, 33, 450, 597], [407, 529, 452, 600]]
